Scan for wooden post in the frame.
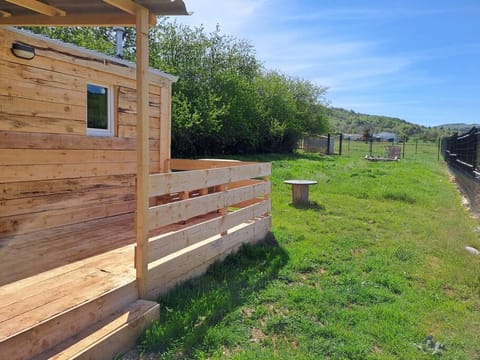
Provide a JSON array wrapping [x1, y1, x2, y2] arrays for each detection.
[[263, 175, 270, 216], [159, 82, 172, 173], [135, 6, 150, 299], [437, 136, 441, 161], [216, 184, 228, 236]]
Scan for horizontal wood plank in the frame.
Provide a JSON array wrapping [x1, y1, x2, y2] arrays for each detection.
[[118, 112, 161, 129], [0, 200, 136, 236], [0, 77, 84, 106], [1, 185, 135, 217], [0, 149, 137, 165], [0, 174, 135, 200], [150, 163, 271, 196], [148, 182, 270, 230], [0, 131, 161, 150], [118, 124, 161, 139], [0, 113, 85, 135], [0, 162, 137, 183], [0, 58, 83, 92], [0, 149, 159, 166], [0, 96, 85, 121], [147, 216, 271, 298], [148, 200, 271, 262], [170, 158, 251, 170]]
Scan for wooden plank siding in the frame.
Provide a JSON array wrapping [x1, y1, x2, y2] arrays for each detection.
[[0, 27, 173, 285]]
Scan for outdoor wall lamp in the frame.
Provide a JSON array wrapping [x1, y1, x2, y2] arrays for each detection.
[[11, 42, 35, 60]]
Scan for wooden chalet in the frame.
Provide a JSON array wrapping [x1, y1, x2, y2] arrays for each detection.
[[0, 1, 271, 359]]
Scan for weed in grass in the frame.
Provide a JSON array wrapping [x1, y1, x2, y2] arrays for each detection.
[[393, 246, 416, 262], [383, 191, 416, 204], [414, 335, 447, 357]]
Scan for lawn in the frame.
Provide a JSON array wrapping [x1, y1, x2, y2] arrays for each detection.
[[132, 142, 480, 359]]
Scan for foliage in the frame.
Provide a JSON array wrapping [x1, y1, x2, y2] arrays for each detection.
[[21, 21, 329, 156], [147, 21, 329, 156], [415, 335, 447, 356], [327, 107, 461, 141], [135, 145, 480, 359], [21, 26, 118, 56]]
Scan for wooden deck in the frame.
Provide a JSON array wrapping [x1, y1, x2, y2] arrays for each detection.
[[0, 214, 137, 359], [0, 213, 135, 286]]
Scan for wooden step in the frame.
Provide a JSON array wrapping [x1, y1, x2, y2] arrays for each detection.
[[38, 300, 159, 360], [0, 279, 137, 360]]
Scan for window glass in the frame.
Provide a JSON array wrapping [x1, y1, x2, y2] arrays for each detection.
[[87, 84, 112, 135]]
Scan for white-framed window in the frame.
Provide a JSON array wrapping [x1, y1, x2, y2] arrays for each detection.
[[87, 83, 114, 136]]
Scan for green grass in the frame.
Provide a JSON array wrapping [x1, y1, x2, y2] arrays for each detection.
[[135, 142, 480, 359]]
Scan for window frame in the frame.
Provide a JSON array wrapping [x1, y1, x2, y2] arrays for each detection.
[[86, 83, 114, 137]]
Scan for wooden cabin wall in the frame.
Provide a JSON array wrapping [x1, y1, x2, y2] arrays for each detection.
[[0, 28, 172, 282]]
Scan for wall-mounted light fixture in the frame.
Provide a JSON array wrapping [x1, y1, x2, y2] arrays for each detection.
[[11, 42, 35, 60]]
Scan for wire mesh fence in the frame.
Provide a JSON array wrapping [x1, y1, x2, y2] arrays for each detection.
[[441, 127, 480, 214], [341, 138, 439, 159], [442, 127, 479, 175]]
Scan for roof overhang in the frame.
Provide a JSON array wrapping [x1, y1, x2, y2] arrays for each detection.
[[0, 0, 190, 27]]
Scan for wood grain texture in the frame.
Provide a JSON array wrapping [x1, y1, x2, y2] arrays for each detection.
[[148, 181, 271, 231], [148, 200, 271, 262], [147, 216, 271, 299], [150, 163, 271, 196]]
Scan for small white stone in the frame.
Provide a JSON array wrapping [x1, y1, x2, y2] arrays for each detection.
[[465, 246, 480, 255]]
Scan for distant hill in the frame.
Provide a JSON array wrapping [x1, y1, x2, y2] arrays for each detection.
[[432, 123, 480, 133], [327, 107, 426, 138]]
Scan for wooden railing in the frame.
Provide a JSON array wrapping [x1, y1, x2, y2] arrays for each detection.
[[143, 159, 271, 298]]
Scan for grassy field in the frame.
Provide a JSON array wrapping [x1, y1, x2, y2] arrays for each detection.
[[132, 142, 480, 359]]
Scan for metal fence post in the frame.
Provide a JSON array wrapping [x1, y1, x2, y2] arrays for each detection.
[[339, 134, 343, 155]]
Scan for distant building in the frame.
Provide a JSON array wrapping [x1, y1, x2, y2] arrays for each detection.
[[373, 132, 399, 142], [343, 134, 362, 141]]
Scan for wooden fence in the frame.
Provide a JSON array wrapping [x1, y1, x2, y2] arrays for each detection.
[[145, 159, 271, 298]]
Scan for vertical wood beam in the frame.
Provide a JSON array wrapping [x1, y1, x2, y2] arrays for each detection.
[[159, 83, 172, 173], [216, 184, 228, 236], [263, 175, 270, 213], [135, 6, 150, 299]]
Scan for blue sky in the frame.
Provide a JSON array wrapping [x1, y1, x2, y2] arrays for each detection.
[[175, 0, 480, 127]]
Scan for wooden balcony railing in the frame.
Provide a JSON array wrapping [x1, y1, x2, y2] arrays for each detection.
[[142, 159, 271, 298]]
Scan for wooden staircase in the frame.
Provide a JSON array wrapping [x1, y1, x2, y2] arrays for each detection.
[[0, 245, 158, 360], [37, 300, 159, 360]]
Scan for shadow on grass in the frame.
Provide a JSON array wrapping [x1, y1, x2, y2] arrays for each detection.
[[289, 200, 326, 212], [139, 233, 289, 356]]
